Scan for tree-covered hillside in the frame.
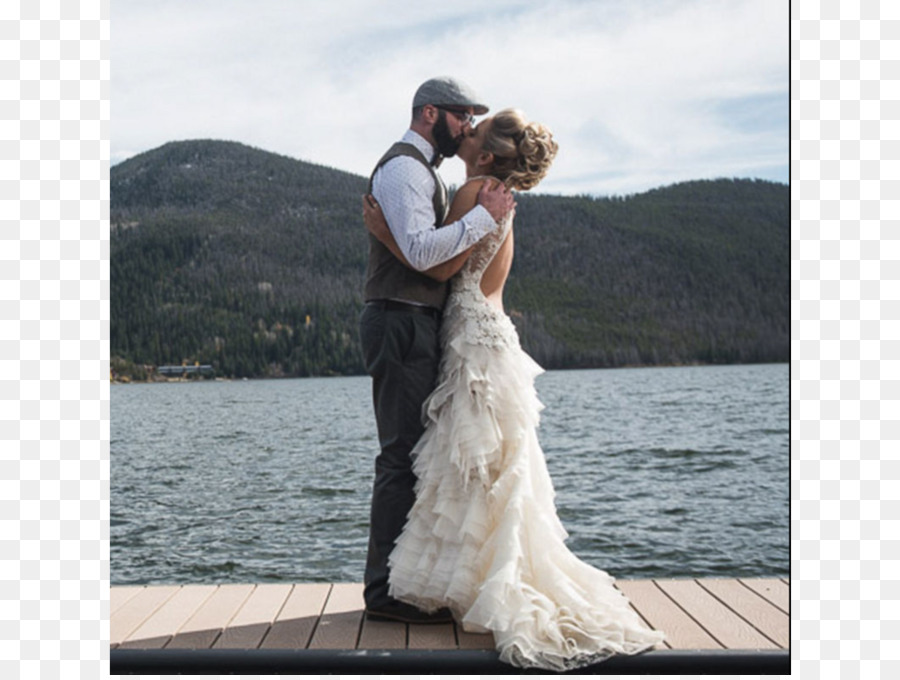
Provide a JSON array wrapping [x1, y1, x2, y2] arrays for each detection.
[[111, 139, 788, 379]]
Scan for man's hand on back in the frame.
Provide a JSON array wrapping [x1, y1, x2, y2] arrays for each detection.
[[476, 181, 516, 225]]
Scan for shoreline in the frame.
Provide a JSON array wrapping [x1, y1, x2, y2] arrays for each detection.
[[110, 360, 789, 385]]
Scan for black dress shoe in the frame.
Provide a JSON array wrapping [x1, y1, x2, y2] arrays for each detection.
[[365, 600, 453, 624]]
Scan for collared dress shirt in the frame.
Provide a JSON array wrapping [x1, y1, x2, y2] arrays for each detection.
[[371, 130, 497, 272]]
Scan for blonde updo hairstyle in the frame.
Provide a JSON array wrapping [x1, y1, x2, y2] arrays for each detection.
[[481, 108, 558, 191]]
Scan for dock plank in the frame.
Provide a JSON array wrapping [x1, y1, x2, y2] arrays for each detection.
[[111, 578, 788, 655], [741, 578, 789, 614], [408, 622, 456, 650], [655, 579, 776, 649], [616, 584, 671, 650], [615, 580, 718, 650], [119, 585, 217, 649], [456, 626, 495, 650], [167, 583, 255, 649], [699, 579, 788, 647], [213, 584, 293, 649], [110, 585, 180, 646], [358, 618, 407, 649], [261, 583, 332, 649], [307, 583, 364, 650], [110, 586, 144, 615]]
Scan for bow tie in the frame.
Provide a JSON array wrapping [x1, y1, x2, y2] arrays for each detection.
[[431, 154, 444, 168]]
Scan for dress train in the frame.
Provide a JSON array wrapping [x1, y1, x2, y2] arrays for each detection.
[[387, 201, 664, 671]]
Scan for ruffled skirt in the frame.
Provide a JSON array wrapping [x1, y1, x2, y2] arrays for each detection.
[[388, 299, 665, 671]]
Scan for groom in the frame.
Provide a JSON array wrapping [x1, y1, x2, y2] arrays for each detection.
[[359, 76, 514, 623]]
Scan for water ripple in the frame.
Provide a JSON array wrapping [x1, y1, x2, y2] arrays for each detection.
[[112, 365, 788, 585]]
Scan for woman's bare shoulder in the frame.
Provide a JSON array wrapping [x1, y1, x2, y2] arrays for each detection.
[[445, 176, 504, 225], [451, 176, 500, 205], [464, 175, 503, 190]]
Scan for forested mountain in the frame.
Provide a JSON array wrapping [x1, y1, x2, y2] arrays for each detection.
[[111, 139, 788, 380]]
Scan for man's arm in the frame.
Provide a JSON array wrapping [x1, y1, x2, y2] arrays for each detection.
[[363, 194, 473, 282], [372, 157, 512, 271]]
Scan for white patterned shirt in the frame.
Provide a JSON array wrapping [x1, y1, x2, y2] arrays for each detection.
[[371, 130, 497, 272]]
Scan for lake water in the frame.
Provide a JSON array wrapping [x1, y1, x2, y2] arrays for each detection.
[[111, 363, 788, 585]]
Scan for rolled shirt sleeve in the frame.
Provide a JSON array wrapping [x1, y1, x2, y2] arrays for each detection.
[[372, 156, 496, 272]]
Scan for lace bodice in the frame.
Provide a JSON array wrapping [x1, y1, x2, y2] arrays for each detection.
[[456, 212, 512, 289], [443, 189, 518, 349]]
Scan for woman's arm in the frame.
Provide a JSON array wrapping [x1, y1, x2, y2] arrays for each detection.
[[362, 178, 496, 282]]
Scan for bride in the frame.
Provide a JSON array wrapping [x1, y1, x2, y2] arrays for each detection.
[[362, 108, 665, 671]]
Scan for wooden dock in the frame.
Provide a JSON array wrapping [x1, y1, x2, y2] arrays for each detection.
[[110, 577, 789, 674]]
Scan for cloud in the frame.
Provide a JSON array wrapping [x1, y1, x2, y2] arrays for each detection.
[[112, 0, 787, 196]]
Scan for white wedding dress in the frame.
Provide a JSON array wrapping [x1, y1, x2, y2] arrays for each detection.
[[387, 200, 665, 671]]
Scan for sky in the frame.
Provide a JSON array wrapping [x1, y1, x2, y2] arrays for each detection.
[[112, 0, 788, 197]]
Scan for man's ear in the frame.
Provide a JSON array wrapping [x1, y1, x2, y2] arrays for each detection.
[[423, 105, 439, 125]]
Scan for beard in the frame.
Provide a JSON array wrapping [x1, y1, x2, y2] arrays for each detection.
[[433, 111, 462, 158]]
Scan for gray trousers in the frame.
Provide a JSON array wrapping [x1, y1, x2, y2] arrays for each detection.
[[359, 303, 441, 609]]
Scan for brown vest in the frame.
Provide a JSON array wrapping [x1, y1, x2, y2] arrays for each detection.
[[364, 142, 450, 309]]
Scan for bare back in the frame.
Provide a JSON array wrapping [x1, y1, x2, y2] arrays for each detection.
[[479, 226, 513, 309]]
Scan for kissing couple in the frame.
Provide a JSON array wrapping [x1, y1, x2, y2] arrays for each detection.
[[358, 76, 664, 671]]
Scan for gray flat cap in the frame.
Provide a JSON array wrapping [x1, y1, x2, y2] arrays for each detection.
[[413, 76, 488, 115]]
